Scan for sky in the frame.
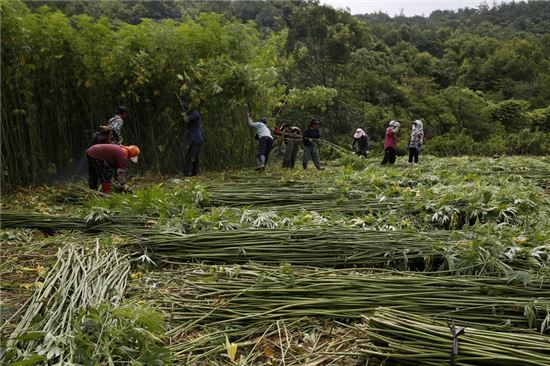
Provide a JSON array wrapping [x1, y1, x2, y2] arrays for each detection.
[[321, 0, 511, 17]]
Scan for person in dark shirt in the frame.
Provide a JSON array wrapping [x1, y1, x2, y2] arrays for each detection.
[[352, 128, 369, 158], [302, 118, 323, 170], [183, 105, 203, 176], [86, 144, 140, 193]]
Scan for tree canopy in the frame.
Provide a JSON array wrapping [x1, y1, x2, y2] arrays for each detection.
[[2, 0, 549, 186]]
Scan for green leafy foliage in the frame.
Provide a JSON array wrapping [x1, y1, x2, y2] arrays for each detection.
[[73, 302, 171, 366]]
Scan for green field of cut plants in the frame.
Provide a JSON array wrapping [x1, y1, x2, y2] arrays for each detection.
[[1, 155, 549, 365]]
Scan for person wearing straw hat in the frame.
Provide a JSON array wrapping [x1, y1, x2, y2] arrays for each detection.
[[352, 128, 369, 158], [247, 112, 274, 171], [302, 118, 323, 170], [85, 144, 140, 193], [381, 120, 400, 165]]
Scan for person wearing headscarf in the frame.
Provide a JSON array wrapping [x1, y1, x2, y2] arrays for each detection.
[[283, 126, 301, 169], [352, 128, 369, 158], [381, 120, 400, 165], [408, 120, 424, 164]]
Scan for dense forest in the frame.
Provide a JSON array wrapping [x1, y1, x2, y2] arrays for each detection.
[[2, 0, 550, 187]]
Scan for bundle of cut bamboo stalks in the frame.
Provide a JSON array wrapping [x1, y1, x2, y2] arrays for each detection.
[[3, 245, 130, 364], [356, 308, 550, 366]]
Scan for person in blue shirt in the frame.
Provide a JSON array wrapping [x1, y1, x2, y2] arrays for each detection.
[[183, 102, 203, 176], [247, 112, 274, 171]]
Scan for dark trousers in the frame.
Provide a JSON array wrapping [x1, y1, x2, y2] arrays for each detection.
[[381, 147, 396, 165], [184, 141, 202, 176], [408, 147, 420, 163], [87, 155, 114, 190], [258, 136, 274, 165], [355, 148, 368, 158]]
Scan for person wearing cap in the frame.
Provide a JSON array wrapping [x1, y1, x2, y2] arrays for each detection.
[[283, 126, 301, 169], [85, 144, 140, 193], [302, 118, 323, 170], [408, 120, 424, 164], [381, 120, 400, 165], [183, 102, 203, 176], [352, 128, 369, 158], [247, 112, 274, 171], [107, 106, 128, 144]]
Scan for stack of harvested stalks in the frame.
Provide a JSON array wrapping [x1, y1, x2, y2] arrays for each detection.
[[134, 264, 550, 331], [356, 308, 550, 365], [2, 245, 130, 364], [0, 210, 156, 234], [205, 183, 385, 213], [128, 228, 452, 268]]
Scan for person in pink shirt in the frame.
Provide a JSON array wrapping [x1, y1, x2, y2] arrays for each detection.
[[381, 120, 400, 165]]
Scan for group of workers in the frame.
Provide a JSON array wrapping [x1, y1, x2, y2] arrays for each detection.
[[86, 103, 424, 194], [247, 114, 324, 171], [86, 106, 140, 194], [381, 119, 424, 165], [86, 104, 204, 194], [247, 114, 425, 171]]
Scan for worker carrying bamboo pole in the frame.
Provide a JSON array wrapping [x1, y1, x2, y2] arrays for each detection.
[[107, 105, 128, 144], [246, 112, 274, 171], [183, 102, 203, 177], [284, 126, 302, 169], [302, 118, 324, 170], [85, 144, 140, 193]]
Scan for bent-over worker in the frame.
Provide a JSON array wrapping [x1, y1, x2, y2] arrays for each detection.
[[86, 144, 140, 193]]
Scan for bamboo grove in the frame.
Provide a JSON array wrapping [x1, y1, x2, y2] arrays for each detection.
[[2, 1, 550, 188]]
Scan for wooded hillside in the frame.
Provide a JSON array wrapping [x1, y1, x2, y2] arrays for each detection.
[[2, 0, 549, 187]]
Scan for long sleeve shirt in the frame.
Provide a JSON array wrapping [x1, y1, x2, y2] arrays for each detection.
[[186, 110, 203, 143], [108, 115, 124, 144], [86, 144, 128, 170], [248, 118, 273, 139], [303, 128, 320, 147], [384, 127, 397, 149], [353, 135, 369, 151]]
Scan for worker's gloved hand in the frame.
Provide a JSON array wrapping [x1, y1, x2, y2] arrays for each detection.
[[122, 184, 133, 194]]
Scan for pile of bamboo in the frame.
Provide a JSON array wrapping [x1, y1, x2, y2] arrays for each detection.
[[357, 308, 550, 365], [128, 228, 452, 268], [3, 245, 130, 364], [135, 264, 550, 332], [0, 210, 154, 234]]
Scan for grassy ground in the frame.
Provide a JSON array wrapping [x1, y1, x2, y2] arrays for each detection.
[[1, 154, 549, 365]]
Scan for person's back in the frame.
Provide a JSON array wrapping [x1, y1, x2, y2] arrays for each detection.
[[186, 110, 203, 143], [86, 144, 128, 170], [108, 106, 128, 144]]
